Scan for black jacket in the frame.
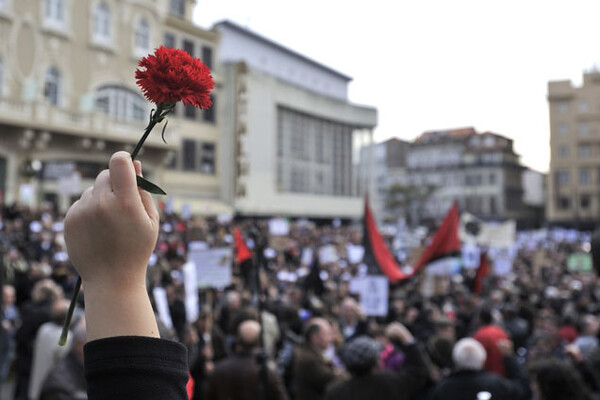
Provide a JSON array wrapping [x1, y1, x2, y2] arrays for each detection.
[[325, 342, 429, 400], [84, 336, 188, 400]]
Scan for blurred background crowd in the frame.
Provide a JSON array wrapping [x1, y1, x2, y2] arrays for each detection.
[[1, 201, 600, 400]]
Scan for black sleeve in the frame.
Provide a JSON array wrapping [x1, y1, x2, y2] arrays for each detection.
[[396, 342, 430, 398], [84, 336, 189, 400]]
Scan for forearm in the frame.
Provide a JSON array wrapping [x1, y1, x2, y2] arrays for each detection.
[[83, 281, 159, 341]]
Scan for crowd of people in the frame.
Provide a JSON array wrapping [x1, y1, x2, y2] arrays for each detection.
[[1, 199, 600, 400]]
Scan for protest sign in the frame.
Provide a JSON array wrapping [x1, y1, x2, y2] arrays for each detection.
[[349, 275, 389, 317], [346, 244, 365, 264], [188, 246, 233, 289], [462, 244, 481, 270], [269, 218, 289, 236], [567, 253, 593, 272], [183, 261, 199, 322]]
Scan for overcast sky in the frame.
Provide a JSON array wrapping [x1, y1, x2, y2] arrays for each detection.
[[193, 0, 600, 173]]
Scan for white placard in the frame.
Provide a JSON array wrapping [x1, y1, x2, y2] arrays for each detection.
[[183, 261, 199, 323], [189, 247, 233, 289], [462, 244, 481, 270], [346, 244, 365, 264], [349, 276, 389, 317], [152, 286, 173, 329], [269, 218, 290, 236], [301, 248, 314, 266], [319, 245, 339, 264], [426, 257, 462, 276]]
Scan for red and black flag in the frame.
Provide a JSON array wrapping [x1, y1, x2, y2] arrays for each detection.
[[233, 227, 254, 290], [410, 202, 461, 277], [473, 251, 489, 295], [363, 198, 410, 282], [362, 198, 461, 282]]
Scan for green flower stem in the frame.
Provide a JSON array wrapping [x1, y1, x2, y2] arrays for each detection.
[[59, 103, 174, 346]]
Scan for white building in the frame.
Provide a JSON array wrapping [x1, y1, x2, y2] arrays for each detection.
[[215, 21, 377, 218]]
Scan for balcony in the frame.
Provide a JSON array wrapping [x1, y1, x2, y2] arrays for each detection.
[[0, 97, 179, 150]]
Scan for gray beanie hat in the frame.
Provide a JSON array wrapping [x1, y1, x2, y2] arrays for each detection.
[[341, 336, 382, 376]]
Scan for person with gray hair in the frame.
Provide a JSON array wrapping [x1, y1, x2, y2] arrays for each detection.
[[431, 338, 529, 400]]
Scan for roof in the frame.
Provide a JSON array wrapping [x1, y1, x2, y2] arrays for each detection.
[[414, 127, 477, 143], [214, 20, 353, 82]]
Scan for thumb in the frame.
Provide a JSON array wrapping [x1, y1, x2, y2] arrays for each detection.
[[109, 152, 138, 198], [134, 160, 159, 223]]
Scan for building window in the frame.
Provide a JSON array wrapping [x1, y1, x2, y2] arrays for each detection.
[[579, 144, 590, 158], [182, 139, 196, 171], [95, 85, 146, 121], [45, 0, 65, 28], [580, 169, 590, 185], [558, 196, 570, 210], [557, 170, 569, 186], [44, 67, 61, 105], [490, 196, 497, 214], [558, 123, 568, 136], [203, 95, 215, 123], [93, 2, 111, 43], [135, 18, 150, 54], [558, 101, 569, 114], [184, 103, 196, 120], [200, 142, 215, 174], [579, 122, 589, 136], [201, 45, 213, 69], [559, 145, 569, 157], [170, 0, 184, 16], [164, 32, 175, 48], [580, 195, 591, 210], [489, 172, 496, 184], [167, 151, 178, 170], [579, 99, 589, 112], [182, 39, 194, 57]]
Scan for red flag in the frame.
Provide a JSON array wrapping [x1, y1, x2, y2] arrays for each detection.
[[187, 370, 195, 399], [363, 198, 410, 282], [410, 202, 460, 276], [474, 251, 489, 295], [234, 227, 252, 263]]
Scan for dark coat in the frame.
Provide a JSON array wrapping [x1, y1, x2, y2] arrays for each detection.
[[431, 370, 522, 400], [325, 342, 429, 400], [293, 345, 337, 400], [207, 353, 288, 400], [40, 353, 86, 400]]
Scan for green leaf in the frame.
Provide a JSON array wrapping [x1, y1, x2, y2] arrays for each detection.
[[136, 175, 167, 195]]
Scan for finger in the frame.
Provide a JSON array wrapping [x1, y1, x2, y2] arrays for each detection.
[[135, 161, 159, 222], [79, 187, 94, 204], [134, 160, 142, 176], [109, 152, 138, 198], [92, 170, 111, 196]]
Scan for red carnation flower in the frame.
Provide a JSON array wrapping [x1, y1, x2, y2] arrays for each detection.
[[135, 46, 214, 109]]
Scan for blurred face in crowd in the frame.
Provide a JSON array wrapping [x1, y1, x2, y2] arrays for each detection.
[[2, 286, 15, 306], [311, 319, 333, 351], [341, 298, 358, 324]]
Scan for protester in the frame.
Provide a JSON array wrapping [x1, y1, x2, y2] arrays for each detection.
[[206, 319, 287, 400], [39, 320, 86, 400], [431, 338, 528, 400], [293, 318, 339, 400]]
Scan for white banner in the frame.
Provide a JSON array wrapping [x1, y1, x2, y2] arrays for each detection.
[[188, 247, 233, 289], [183, 261, 199, 323], [460, 212, 516, 248], [152, 286, 173, 329]]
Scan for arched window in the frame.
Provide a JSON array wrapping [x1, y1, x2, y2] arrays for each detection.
[[44, 67, 61, 105], [45, 0, 65, 26], [95, 85, 146, 122], [93, 2, 111, 42], [135, 18, 150, 52]]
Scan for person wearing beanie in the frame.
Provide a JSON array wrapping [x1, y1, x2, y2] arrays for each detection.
[[324, 323, 428, 400]]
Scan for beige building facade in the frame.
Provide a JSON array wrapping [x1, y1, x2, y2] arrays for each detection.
[[547, 71, 600, 228], [0, 0, 229, 214]]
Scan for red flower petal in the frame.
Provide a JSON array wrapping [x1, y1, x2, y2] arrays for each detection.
[[135, 46, 215, 109]]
